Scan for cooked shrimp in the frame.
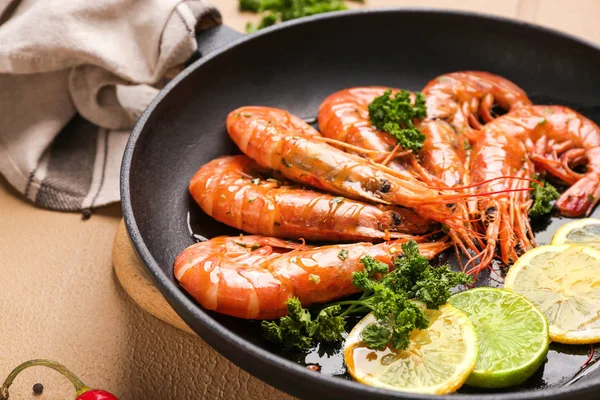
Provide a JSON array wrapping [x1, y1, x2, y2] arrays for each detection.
[[189, 155, 436, 242], [468, 120, 536, 273], [498, 105, 600, 217], [422, 71, 532, 141], [173, 235, 450, 319]]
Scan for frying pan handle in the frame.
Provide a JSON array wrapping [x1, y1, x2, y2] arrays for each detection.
[[187, 25, 244, 66]]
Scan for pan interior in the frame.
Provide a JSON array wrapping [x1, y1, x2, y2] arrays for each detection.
[[126, 10, 600, 398]]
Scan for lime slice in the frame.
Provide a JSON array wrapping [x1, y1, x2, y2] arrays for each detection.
[[504, 244, 600, 344], [551, 218, 600, 250], [344, 302, 478, 395], [448, 288, 549, 388]]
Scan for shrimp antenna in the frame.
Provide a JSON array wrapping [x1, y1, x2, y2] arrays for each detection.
[[421, 175, 542, 191], [312, 136, 403, 158]]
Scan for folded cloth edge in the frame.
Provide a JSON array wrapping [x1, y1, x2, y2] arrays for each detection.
[[0, 0, 222, 213]]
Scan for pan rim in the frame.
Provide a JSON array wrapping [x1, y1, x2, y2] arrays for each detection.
[[121, 7, 600, 400]]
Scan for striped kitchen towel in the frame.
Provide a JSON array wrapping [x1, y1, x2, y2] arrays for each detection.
[[0, 0, 221, 212]]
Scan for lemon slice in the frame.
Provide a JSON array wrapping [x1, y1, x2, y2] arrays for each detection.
[[344, 302, 478, 394], [504, 244, 600, 344], [448, 288, 549, 388], [551, 218, 600, 250]]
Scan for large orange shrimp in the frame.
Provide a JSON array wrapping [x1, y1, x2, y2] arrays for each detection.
[[468, 119, 536, 273], [173, 235, 450, 319], [422, 71, 532, 142], [500, 105, 600, 217], [189, 155, 436, 242]]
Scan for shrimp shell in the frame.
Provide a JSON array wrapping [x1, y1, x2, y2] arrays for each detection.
[[190, 155, 436, 242], [423, 71, 532, 141], [174, 235, 451, 319]]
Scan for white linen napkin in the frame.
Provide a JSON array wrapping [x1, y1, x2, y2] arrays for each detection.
[[0, 0, 221, 212]]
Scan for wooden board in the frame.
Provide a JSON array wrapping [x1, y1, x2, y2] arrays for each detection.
[[113, 219, 196, 335]]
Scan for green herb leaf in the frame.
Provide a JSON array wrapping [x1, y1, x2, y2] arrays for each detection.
[[262, 240, 471, 352], [261, 297, 313, 350], [529, 176, 560, 217], [330, 196, 344, 205], [338, 249, 348, 260], [360, 324, 391, 350], [309, 305, 346, 342], [368, 89, 427, 153]]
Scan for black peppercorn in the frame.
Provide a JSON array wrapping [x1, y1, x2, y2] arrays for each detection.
[[32, 383, 43, 395]]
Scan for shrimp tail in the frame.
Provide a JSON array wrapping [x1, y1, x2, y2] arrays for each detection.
[[556, 173, 600, 217]]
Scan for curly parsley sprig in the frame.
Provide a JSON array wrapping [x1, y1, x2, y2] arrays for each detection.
[[261, 240, 472, 351], [368, 89, 428, 153], [529, 174, 560, 217]]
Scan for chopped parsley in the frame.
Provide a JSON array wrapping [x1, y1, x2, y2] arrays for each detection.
[[330, 196, 344, 205], [261, 240, 472, 350], [529, 176, 560, 217], [368, 89, 427, 153], [235, 241, 261, 251], [338, 249, 348, 260], [241, 0, 365, 33]]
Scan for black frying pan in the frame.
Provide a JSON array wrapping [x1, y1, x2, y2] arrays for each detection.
[[121, 8, 600, 400]]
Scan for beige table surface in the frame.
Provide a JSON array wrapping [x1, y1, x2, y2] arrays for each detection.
[[1, 1, 599, 399]]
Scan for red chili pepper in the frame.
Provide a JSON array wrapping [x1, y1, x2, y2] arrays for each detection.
[[0, 359, 118, 400], [77, 389, 118, 400]]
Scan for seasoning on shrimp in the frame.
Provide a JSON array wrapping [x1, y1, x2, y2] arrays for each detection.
[[189, 155, 436, 242]]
